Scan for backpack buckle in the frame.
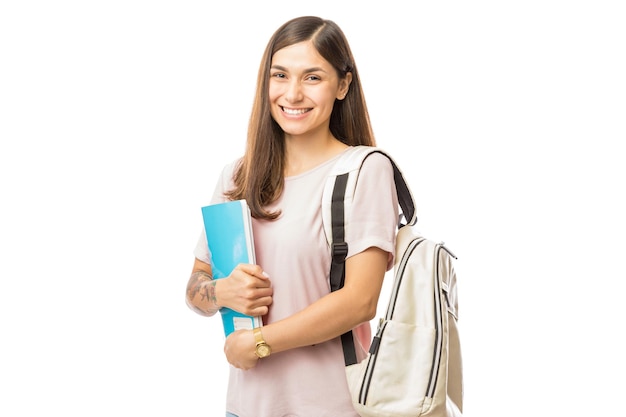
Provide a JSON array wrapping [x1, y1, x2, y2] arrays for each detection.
[[331, 242, 348, 261]]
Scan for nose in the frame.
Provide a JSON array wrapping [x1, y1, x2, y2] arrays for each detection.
[[284, 80, 303, 103]]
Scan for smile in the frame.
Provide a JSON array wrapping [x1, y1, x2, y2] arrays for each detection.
[[281, 106, 312, 115]]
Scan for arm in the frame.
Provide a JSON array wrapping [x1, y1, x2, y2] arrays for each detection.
[[185, 259, 219, 317], [185, 258, 273, 317], [265, 246, 387, 349], [224, 246, 388, 369]]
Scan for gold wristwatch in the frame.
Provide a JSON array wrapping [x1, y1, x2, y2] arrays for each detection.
[[253, 327, 271, 358]]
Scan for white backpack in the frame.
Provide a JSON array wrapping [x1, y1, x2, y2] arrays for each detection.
[[322, 146, 463, 417]]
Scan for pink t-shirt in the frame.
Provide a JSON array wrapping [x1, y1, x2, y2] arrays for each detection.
[[194, 148, 398, 417]]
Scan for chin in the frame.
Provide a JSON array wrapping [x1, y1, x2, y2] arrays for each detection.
[[277, 123, 311, 137]]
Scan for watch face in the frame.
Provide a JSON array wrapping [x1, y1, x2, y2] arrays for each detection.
[[256, 344, 271, 358]]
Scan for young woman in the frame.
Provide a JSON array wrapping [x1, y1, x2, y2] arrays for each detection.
[[186, 16, 399, 417]]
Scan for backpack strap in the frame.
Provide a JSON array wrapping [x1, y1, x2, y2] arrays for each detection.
[[322, 146, 416, 366]]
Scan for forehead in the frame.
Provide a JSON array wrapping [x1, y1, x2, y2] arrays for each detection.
[[271, 41, 332, 71]]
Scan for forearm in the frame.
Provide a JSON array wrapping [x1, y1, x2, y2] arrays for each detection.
[[263, 285, 378, 354], [186, 270, 220, 316], [223, 288, 374, 371], [261, 247, 387, 354]]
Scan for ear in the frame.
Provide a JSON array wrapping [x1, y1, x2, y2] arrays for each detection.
[[336, 72, 353, 100]]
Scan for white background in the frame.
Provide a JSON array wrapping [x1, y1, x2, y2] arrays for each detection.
[[1, 1, 625, 416]]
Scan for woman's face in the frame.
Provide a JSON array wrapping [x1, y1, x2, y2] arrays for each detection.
[[268, 41, 351, 139]]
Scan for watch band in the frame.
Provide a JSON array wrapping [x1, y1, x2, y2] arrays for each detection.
[[254, 327, 271, 358]]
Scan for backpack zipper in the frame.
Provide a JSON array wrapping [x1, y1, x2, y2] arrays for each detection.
[[425, 244, 445, 400], [387, 237, 426, 320], [358, 319, 387, 403], [357, 236, 427, 405]]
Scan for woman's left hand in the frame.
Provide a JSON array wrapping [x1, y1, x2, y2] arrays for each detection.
[[224, 329, 259, 370]]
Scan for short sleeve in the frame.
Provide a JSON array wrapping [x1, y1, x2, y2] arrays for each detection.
[[345, 152, 399, 271]]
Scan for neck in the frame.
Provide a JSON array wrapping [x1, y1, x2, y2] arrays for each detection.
[[284, 132, 348, 177]]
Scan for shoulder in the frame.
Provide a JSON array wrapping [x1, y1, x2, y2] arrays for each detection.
[[351, 149, 396, 194], [363, 150, 393, 168], [359, 149, 394, 177]]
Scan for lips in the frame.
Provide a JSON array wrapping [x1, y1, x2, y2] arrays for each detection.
[[281, 106, 312, 115]]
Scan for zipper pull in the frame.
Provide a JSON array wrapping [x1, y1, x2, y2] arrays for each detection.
[[369, 335, 381, 355]]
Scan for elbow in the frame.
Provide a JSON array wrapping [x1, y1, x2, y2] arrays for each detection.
[[186, 297, 207, 317], [185, 292, 215, 317], [353, 297, 379, 324], [341, 286, 381, 324], [362, 302, 378, 322], [185, 269, 219, 317]]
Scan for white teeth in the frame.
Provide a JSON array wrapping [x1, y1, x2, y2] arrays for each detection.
[[282, 107, 309, 115]]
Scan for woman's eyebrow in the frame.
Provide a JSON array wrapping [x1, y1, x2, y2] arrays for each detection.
[[270, 65, 328, 73]]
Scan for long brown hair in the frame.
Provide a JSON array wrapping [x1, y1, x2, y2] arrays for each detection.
[[226, 16, 376, 220]]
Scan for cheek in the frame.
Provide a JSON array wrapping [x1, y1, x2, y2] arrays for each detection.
[[268, 86, 281, 119], [313, 90, 339, 108], [268, 81, 283, 102]]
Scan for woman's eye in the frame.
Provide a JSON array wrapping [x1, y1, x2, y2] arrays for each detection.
[[306, 75, 321, 81], [271, 73, 286, 79]]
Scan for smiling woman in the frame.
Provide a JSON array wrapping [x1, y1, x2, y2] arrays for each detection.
[[268, 41, 352, 144], [223, 15, 376, 219], [185, 15, 398, 417]]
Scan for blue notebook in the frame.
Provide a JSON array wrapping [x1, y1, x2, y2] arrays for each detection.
[[201, 200, 262, 336]]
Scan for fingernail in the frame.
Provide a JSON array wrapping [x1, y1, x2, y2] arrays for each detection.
[[262, 271, 269, 277]]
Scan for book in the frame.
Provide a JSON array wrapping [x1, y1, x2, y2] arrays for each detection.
[[201, 199, 262, 337]]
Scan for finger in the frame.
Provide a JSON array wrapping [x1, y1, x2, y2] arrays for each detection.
[[254, 287, 273, 298], [250, 305, 269, 317], [236, 263, 270, 281], [254, 277, 273, 289], [251, 295, 273, 309]]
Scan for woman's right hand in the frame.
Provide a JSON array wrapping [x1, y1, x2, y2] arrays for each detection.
[[216, 264, 273, 317]]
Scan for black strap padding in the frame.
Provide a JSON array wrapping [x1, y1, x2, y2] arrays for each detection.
[[371, 150, 415, 227], [329, 149, 416, 366], [390, 161, 415, 226], [329, 172, 357, 365], [330, 172, 349, 292]]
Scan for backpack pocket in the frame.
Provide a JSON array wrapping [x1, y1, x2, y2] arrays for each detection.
[[346, 319, 437, 416]]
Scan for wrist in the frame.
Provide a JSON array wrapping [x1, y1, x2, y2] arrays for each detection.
[[253, 327, 272, 358], [207, 280, 220, 310]]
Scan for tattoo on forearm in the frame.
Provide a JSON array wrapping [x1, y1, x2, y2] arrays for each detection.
[[187, 271, 219, 315]]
